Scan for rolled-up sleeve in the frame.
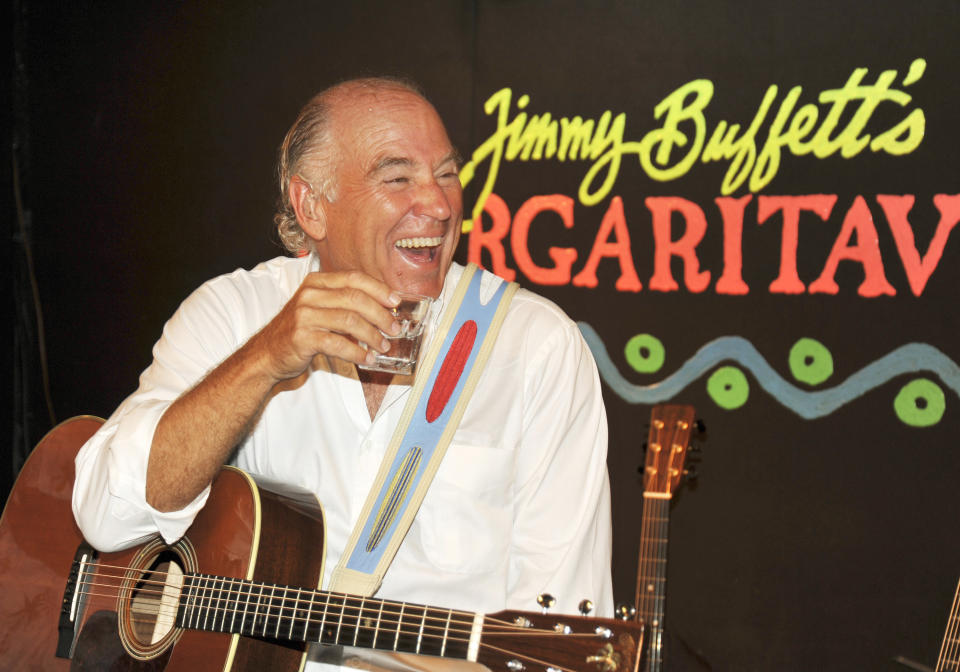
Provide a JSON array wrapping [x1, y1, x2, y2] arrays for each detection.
[[72, 279, 249, 551]]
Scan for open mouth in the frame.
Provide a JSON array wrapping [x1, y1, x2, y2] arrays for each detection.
[[395, 236, 443, 262]]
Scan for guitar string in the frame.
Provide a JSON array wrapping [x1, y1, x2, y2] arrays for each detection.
[[479, 642, 582, 672], [637, 422, 657, 623], [937, 577, 960, 672], [73, 566, 610, 641], [639, 421, 665, 625], [654, 496, 667, 669], [71, 568, 630, 671], [937, 579, 958, 671], [639, 413, 687, 672]]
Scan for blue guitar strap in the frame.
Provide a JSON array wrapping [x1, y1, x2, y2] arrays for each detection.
[[329, 264, 518, 596]]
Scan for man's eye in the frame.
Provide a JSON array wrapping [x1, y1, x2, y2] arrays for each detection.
[[385, 176, 409, 184]]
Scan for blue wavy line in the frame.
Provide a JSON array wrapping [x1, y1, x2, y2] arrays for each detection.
[[578, 322, 960, 419]]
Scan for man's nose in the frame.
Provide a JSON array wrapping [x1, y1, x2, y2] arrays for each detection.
[[414, 179, 453, 220]]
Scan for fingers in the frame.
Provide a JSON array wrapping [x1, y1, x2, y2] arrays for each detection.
[[259, 270, 409, 379], [300, 271, 402, 338]]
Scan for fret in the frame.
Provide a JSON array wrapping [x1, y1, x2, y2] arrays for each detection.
[[353, 597, 379, 651], [239, 579, 254, 635], [393, 602, 405, 651], [352, 597, 365, 646], [213, 576, 227, 632], [438, 611, 471, 660], [176, 575, 195, 628], [416, 606, 446, 658], [371, 600, 385, 649], [394, 604, 427, 654], [229, 578, 241, 634], [171, 576, 474, 663], [334, 593, 347, 644], [187, 575, 201, 629], [317, 592, 334, 644], [251, 582, 266, 635], [198, 574, 213, 630], [301, 589, 316, 642], [289, 588, 301, 640], [263, 584, 280, 637], [270, 584, 283, 638], [440, 608, 452, 657], [206, 574, 219, 630], [216, 577, 229, 633], [416, 606, 427, 653], [646, 626, 664, 672]]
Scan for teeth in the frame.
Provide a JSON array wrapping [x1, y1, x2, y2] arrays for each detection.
[[395, 236, 443, 249]]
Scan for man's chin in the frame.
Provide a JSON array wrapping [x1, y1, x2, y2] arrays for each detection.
[[388, 252, 451, 297]]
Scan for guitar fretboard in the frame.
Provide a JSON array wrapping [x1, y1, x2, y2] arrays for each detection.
[[176, 573, 476, 660], [637, 495, 670, 672], [936, 577, 960, 672]]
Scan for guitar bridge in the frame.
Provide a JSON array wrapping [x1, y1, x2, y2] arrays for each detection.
[[57, 543, 96, 659]]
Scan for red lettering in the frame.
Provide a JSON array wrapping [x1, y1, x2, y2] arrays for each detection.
[[714, 195, 753, 295], [646, 197, 711, 293], [467, 192, 516, 281], [572, 196, 642, 291], [809, 196, 895, 296], [877, 193, 960, 296], [758, 195, 837, 294], [511, 194, 578, 285]]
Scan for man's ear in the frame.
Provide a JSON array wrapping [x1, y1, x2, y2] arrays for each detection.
[[289, 175, 327, 241]]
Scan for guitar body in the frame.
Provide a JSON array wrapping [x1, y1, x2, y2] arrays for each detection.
[[0, 417, 326, 672], [1, 417, 643, 672]]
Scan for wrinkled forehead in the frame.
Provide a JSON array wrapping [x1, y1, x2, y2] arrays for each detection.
[[328, 89, 454, 170]]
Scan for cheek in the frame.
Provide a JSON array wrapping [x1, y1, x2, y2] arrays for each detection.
[[445, 185, 464, 211]]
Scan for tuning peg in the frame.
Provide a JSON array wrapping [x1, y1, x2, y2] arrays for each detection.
[[615, 602, 637, 620], [683, 466, 699, 482], [695, 418, 707, 434], [578, 599, 594, 616], [537, 593, 556, 613]]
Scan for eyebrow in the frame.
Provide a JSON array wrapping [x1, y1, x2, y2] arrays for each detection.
[[368, 151, 461, 178], [370, 156, 413, 175]]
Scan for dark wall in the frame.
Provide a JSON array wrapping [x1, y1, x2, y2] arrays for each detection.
[[9, 2, 960, 670]]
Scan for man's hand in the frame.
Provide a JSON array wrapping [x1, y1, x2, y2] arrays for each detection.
[[251, 270, 403, 381], [146, 270, 403, 512]]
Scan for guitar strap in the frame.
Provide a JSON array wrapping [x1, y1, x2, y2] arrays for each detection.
[[329, 264, 518, 597]]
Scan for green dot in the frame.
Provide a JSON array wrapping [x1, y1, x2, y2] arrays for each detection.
[[788, 338, 834, 386], [625, 334, 665, 374], [707, 366, 749, 410], [893, 378, 945, 427]]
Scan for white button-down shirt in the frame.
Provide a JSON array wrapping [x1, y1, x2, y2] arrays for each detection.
[[72, 257, 613, 669]]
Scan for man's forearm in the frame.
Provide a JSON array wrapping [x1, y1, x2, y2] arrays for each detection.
[[145, 336, 278, 512]]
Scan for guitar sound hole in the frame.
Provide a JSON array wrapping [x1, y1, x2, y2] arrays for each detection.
[[129, 551, 184, 645], [118, 538, 196, 660]]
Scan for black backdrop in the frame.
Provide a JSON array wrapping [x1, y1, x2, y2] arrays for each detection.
[[8, 2, 960, 670]]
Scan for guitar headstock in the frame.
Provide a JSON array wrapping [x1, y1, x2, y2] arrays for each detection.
[[476, 608, 643, 672], [642, 405, 696, 498]]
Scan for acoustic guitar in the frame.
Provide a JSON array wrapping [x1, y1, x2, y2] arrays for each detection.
[[0, 416, 642, 671], [936, 577, 960, 672], [635, 405, 703, 672]]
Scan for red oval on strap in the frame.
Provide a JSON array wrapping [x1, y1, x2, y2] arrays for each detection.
[[426, 320, 477, 423]]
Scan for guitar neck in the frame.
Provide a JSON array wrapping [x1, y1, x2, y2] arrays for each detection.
[[635, 403, 696, 672], [636, 496, 670, 626], [177, 574, 477, 660], [636, 494, 670, 672], [936, 577, 960, 672]]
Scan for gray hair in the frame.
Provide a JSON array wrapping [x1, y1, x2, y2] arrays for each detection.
[[274, 76, 427, 255]]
